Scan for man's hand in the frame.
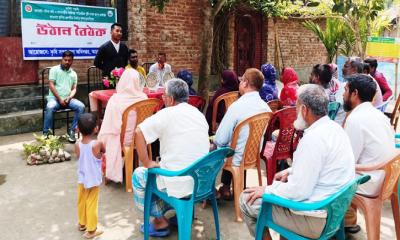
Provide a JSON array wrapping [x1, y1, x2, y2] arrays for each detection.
[[58, 97, 67, 107], [144, 161, 160, 169], [64, 96, 72, 105], [243, 186, 265, 205], [274, 168, 290, 182]]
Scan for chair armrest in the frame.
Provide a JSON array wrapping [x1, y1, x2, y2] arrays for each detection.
[[261, 194, 331, 211], [147, 167, 185, 177]]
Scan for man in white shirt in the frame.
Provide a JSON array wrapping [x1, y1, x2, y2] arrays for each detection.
[[239, 84, 355, 239], [131, 78, 209, 237], [148, 52, 172, 88], [213, 68, 271, 199], [342, 74, 397, 233]]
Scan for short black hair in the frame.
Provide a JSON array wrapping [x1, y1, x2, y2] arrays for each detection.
[[78, 113, 97, 136], [364, 58, 378, 69], [362, 63, 371, 74], [129, 49, 138, 55], [345, 74, 377, 102], [158, 52, 166, 57], [111, 23, 122, 30], [62, 50, 74, 59], [349, 60, 363, 73], [311, 64, 332, 88]]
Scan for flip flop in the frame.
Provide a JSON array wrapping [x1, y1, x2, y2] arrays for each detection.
[[78, 224, 86, 231], [83, 230, 104, 239], [140, 223, 170, 237]]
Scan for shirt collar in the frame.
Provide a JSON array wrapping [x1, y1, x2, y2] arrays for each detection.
[[60, 64, 71, 72], [351, 101, 373, 114], [304, 115, 330, 134], [240, 91, 259, 99]]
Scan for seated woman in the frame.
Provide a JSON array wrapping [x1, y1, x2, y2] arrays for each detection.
[[205, 70, 239, 133], [279, 67, 299, 106], [177, 69, 196, 95], [259, 63, 278, 102], [98, 69, 148, 183]]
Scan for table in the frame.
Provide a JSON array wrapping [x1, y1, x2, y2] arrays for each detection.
[[90, 87, 165, 122]]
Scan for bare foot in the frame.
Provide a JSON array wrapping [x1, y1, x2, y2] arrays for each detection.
[[152, 217, 169, 230]]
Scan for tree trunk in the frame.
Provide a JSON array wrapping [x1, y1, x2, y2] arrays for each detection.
[[198, 7, 214, 99]]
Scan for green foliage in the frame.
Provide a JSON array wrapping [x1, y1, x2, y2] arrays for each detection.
[[147, 0, 171, 12], [339, 25, 356, 56], [22, 134, 65, 157]]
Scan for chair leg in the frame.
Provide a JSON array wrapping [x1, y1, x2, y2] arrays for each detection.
[[255, 207, 272, 240], [124, 149, 134, 192], [231, 168, 244, 222], [143, 192, 152, 240], [334, 220, 346, 240], [257, 162, 263, 186], [266, 157, 277, 185], [176, 203, 194, 240], [66, 111, 70, 132], [391, 193, 400, 240], [210, 193, 221, 240], [362, 200, 382, 240]]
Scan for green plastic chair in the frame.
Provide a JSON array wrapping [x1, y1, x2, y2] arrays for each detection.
[[328, 101, 341, 120], [255, 175, 370, 240], [143, 147, 234, 240]]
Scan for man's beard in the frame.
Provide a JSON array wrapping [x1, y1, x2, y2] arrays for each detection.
[[293, 110, 308, 131], [343, 98, 353, 112]]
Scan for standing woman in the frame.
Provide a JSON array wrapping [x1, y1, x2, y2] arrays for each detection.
[[98, 69, 148, 183]]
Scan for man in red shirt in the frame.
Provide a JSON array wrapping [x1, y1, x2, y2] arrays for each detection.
[[364, 58, 393, 101]]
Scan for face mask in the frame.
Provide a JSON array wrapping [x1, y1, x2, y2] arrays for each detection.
[[293, 105, 308, 130]]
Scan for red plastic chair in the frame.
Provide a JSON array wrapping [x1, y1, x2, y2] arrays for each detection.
[[188, 95, 206, 112], [261, 107, 297, 185]]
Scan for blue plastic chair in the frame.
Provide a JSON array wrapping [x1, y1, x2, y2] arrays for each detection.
[[376, 95, 393, 113], [143, 147, 234, 240], [255, 175, 370, 240], [328, 101, 341, 120]]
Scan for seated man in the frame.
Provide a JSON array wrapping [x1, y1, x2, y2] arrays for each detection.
[[126, 49, 146, 77], [213, 68, 271, 199], [131, 78, 209, 237], [43, 50, 85, 143], [148, 52, 172, 88], [342, 74, 397, 233], [240, 84, 355, 239], [364, 58, 392, 101]]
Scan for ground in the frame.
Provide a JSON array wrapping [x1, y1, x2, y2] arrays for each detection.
[[0, 130, 397, 240]]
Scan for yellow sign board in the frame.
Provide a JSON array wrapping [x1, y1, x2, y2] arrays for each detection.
[[366, 37, 400, 59]]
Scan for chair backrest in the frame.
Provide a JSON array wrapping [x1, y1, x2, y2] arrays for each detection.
[[211, 91, 239, 133], [391, 94, 400, 130], [267, 99, 283, 113], [145, 72, 158, 89], [87, 66, 103, 95], [183, 148, 234, 202], [262, 107, 297, 161], [120, 98, 161, 147], [225, 112, 273, 168], [321, 175, 371, 238], [328, 101, 341, 120], [188, 96, 206, 112], [379, 153, 400, 201], [162, 71, 174, 85], [142, 62, 155, 74]]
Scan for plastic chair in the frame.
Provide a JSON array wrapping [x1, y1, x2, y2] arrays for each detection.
[[188, 95, 206, 112], [266, 99, 283, 113], [120, 98, 161, 192], [255, 175, 371, 240], [211, 91, 239, 134], [222, 112, 273, 222], [261, 107, 297, 185], [328, 101, 341, 120], [41, 67, 74, 135], [143, 147, 234, 240], [390, 95, 400, 130], [350, 152, 400, 240]]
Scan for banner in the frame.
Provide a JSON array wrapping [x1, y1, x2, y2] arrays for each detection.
[[21, 1, 117, 60], [366, 36, 400, 59]]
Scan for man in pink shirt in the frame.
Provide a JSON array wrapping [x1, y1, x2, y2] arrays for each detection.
[[364, 58, 392, 101]]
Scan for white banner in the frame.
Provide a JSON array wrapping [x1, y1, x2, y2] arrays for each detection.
[[21, 1, 117, 60]]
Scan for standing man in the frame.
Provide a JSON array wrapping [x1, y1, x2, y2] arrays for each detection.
[[148, 52, 172, 87], [44, 50, 85, 143], [94, 23, 129, 77], [364, 58, 392, 101], [126, 49, 146, 77]]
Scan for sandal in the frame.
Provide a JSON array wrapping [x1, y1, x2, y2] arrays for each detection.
[[140, 223, 170, 237], [78, 224, 86, 231], [83, 229, 103, 239]]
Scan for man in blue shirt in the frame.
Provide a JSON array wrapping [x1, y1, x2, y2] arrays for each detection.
[[213, 68, 271, 199]]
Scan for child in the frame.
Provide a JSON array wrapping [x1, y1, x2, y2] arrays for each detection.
[[280, 67, 299, 106], [259, 63, 278, 102], [75, 113, 105, 239]]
